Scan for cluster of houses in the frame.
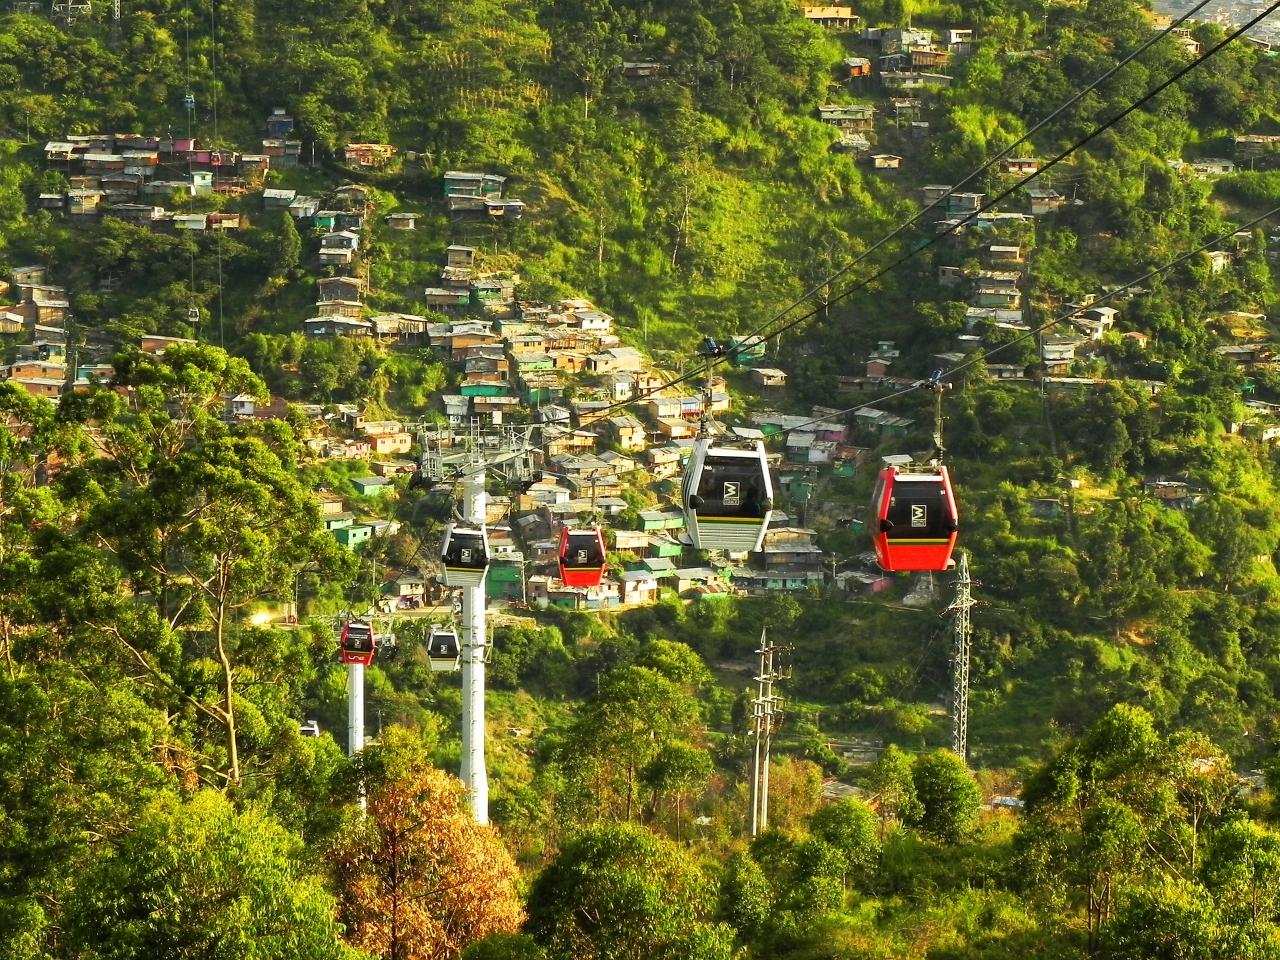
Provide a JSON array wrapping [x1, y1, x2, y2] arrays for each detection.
[[0, 266, 116, 399], [35, 108, 310, 224], [811, 23, 974, 160]]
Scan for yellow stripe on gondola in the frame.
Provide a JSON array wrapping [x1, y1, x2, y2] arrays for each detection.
[[886, 538, 953, 544], [562, 567, 603, 572], [445, 565, 487, 571], [698, 516, 766, 524]]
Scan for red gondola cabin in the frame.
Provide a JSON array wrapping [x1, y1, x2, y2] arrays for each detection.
[[559, 526, 607, 587], [871, 465, 958, 571], [339, 618, 377, 666]]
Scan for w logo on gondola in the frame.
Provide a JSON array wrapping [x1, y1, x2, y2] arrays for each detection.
[[911, 505, 927, 528], [576, 550, 589, 563], [460, 549, 473, 563], [723, 482, 741, 506]]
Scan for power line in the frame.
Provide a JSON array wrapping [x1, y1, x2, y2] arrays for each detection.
[[748, 204, 1280, 441], [727, 0, 1216, 353], [741, 1, 1280, 363], [448, 200, 1278, 480], [529, 4, 1261, 436]]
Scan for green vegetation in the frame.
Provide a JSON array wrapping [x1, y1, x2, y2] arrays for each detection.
[[6, 0, 1280, 956]]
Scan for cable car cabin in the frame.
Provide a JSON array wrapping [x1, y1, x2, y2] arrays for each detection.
[[427, 628, 460, 672], [683, 440, 774, 553], [871, 465, 959, 572], [559, 526, 607, 587], [441, 524, 489, 588], [339, 618, 377, 666]]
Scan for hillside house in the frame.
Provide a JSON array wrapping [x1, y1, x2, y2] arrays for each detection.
[[988, 244, 1024, 263], [344, 143, 395, 168], [880, 27, 934, 52], [304, 317, 372, 338], [1042, 335, 1085, 373], [852, 407, 914, 438], [1000, 157, 1040, 176], [946, 27, 974, 51], [751, 368, 788, 389], [1236, 134, 1280, 158], [317, 276, 364, 302], [263, 188, 296, 210], [1206, 250, 1232, 274], [621, 61, 664, 83], [443, 171, 506, 199], [139, 335, 196, 355], [370, 432, 413, 456], [761, 527, 825, 578], [865, 356, 892, 377], [7, 378, 63, 399], [266, 108, 293, 136], [318, 247, 356, 268], [1144, 476, 1205, 510], [656, 417, 696, 440], [907, 47, 951, 70], [870, 154, 902, 170], [1027, 186, 1064, 214], [261, 139, 303, 167], [606, 414, 647, 451], [801, 5, 858, 29], [289, 196, 319, 219], [570, 309, 613, 333], [973, 277, 1020, 309], [881, 71, 952, 91], [588, 347, 645, 373], [1076, 305, 1119, 340], [1217, 344, 1269, 366], [890, 97, 924, 121], [843, 56, 872, 78], [424, 287, 472, 314], [646, 445, 690, 480], [946, 192, 984, 215], [817, 104, 875, 130]]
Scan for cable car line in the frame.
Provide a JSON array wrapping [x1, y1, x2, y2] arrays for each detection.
[[432, 199, 1280, 537], [519, 4, 1274, 443], [722, 0, 1216, 359], [731, 1, 1280, 368], [742, 204, 1280, 445], [423, 19, 1280, 569]]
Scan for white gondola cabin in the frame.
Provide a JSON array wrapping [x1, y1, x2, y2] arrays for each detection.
[[427, 627, 461, 672], [682, 439, 774, 553], [441, 524, 489, 587], [339, 618, 377, 666]]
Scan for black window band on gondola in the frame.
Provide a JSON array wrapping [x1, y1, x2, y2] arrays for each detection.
[[692, 460, 772, 519], [883, 479, 956, 541]]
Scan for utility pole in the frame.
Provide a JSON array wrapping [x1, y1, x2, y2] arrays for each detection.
[[947, 551, 974, 763], [749, 629, 787, 836], [418, 420, 536, 825]]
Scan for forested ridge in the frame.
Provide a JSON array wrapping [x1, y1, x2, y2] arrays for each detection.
[[6, 0, 1280, 955]]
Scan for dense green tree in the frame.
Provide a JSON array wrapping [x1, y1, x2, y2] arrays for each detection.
[[62, 791, 362, 960], [808, 798, 880, 887], [910, 750, 982, 844], [717, 851, 772, 942], [525, 823, 734, 960]]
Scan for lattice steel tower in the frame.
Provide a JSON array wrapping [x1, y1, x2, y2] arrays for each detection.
[[947, 551, 974, 762]]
